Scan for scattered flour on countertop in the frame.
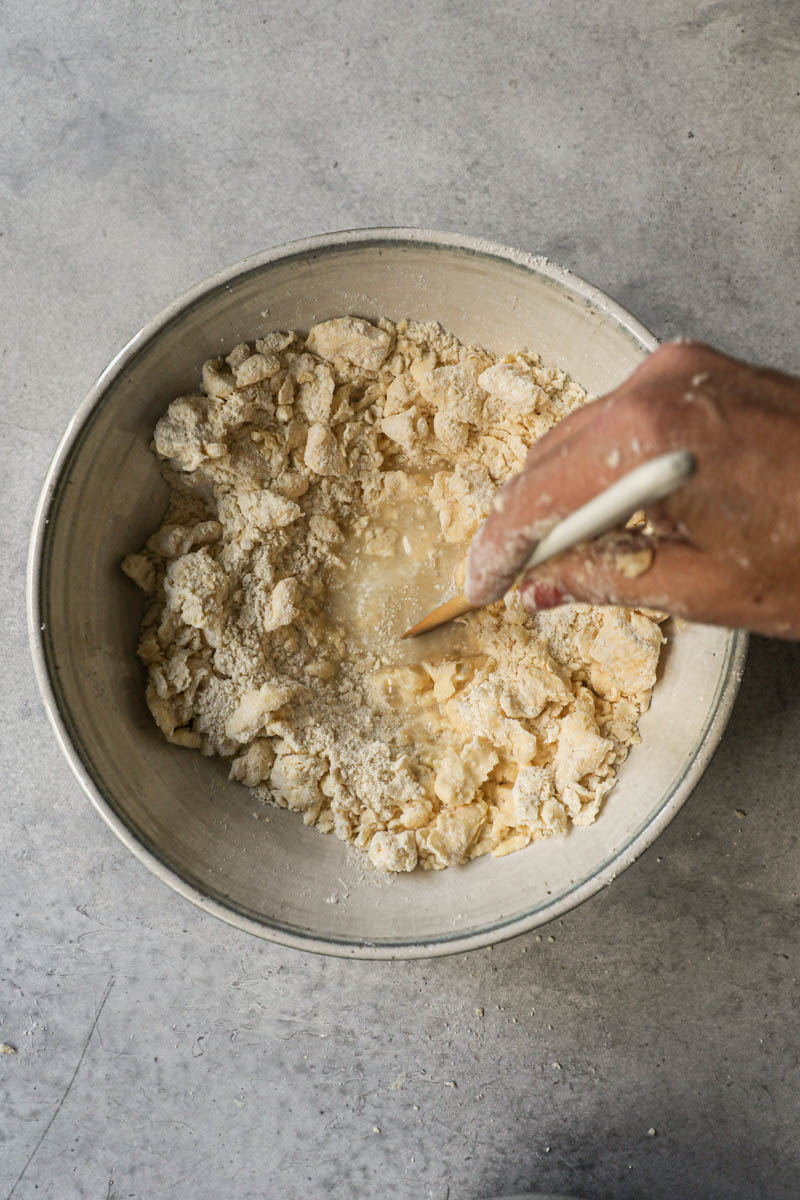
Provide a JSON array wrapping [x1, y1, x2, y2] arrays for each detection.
[[123, 316, 663, 872]]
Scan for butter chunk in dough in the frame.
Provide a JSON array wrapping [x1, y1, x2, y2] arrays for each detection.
[[478, 358, 547, 414], [510, 766, 568, 835], [369, 830, 418, 873], [263, 577, 302, 631], [269, 752, 326, 812], [238, 489, 302, 531], [587, 610, 662, 700], [304, 424, 346, 475], [291, 357, 336, 424], [225, 681, 300, 742], [553, 709, 614, 800], [163, 549, 229, 632], [229, 739, 275, 787], [306, 316, 392, 373], [431, 464, 495, 543], [417, 803, 488, 868], [235, 353, 280, 387], [153, 395, 212, 472], [434, 738, 499, 807], [381, 408, 427, 454]]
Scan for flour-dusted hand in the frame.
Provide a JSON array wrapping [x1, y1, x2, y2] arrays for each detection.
[[465, 343, 800, 638]]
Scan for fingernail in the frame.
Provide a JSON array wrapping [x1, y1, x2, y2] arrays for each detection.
[[520, 579, 568, 611]]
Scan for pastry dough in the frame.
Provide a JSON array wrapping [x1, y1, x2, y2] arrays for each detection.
[[123, 318, 662, 871]]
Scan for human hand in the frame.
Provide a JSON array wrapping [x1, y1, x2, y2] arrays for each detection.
[[465, 342, 800, 638]]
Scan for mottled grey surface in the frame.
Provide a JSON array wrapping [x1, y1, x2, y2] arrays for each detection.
[[2, 1, 800, 1197]]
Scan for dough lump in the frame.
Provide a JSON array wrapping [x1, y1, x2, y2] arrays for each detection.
[[123, 317, 662, 872]]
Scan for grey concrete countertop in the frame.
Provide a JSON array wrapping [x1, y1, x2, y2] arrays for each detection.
[[2, 2, 799, 1198]]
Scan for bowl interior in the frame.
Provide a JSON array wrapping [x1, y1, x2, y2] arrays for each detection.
[[33, 235, 743, 956]]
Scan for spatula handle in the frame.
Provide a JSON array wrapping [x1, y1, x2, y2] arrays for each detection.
[[523, 450, 695, 574]]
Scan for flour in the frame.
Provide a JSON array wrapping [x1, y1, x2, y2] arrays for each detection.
[[123, 316, 662, 871]]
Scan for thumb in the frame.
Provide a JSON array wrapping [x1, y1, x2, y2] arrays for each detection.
[[464, 390, 666, 607]]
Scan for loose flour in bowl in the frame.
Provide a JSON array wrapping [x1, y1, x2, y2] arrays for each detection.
[[122, 316, 662, 872]]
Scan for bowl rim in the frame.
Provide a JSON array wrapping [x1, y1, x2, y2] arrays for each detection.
[[27, 226, 748, 959]]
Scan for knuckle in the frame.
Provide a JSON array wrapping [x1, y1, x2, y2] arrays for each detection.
[[638, 340, 714, 381], [610, 388, 672, 449], [519, 573, 570, 611]]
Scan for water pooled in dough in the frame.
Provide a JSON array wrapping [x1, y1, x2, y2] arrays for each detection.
[[326, 495, 468, 667]]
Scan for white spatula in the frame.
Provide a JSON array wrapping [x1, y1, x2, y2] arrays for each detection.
[[401, 450, 695, 638]]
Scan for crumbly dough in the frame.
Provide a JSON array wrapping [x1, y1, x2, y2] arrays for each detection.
[[123, 317, 662, 872]]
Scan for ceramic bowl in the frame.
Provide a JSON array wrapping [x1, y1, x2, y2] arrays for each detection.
[[28, 228, 746, 958]]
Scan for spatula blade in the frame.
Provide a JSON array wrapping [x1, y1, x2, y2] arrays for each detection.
[[400, 593, 475, 639]]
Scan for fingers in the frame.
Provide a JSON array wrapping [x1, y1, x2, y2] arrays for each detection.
[[465, 339, 740, 608], [465, 392, 665, 606], [516, 534, 758, 630], [517, 534, 688, 612], [463, 339, 800, 635], [516, 392, 611, 468], [519, 537, 800, 634]]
